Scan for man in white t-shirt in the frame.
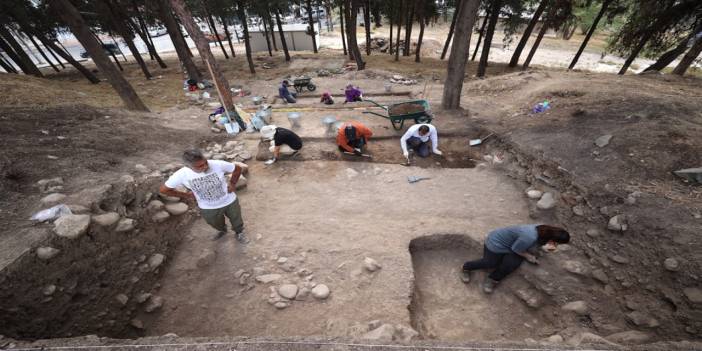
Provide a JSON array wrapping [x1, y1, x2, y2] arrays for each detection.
[[400, 123, 443, 159], [159, 149, 248, 242]]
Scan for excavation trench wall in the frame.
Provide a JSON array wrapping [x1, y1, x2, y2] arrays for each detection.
[[0, 177, 196, 340]]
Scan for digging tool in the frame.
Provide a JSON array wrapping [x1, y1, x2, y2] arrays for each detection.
[[343, 151, 372, 158], [469, 133, 494, 146], [400, 154, 411, 166], [407, 175, 430, 183]]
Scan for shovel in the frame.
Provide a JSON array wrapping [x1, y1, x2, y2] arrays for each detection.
[[469, 133, 494, 146], [343, 151, 372, 158]]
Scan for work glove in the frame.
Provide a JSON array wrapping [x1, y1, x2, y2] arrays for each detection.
[[264, 158, 276, 165], [353, 148, 362, 156], [433, 149, 443, 156]]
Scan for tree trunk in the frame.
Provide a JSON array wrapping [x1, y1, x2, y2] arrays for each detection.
[[471, 8, 490, 61], [508, 0, 547, 67], [0, 38, 26, 73], [169, 0, 235, 111], [157, 0, 200, 81], [403, 4, 414, 56], [441, 0, 480, 110], [568, 0, 609, 70], [262, 16, 273, 56], [395, 0, 403, 61], [206, 11, 229, 59], [415, 15, 425, 62], [372, 1, 382, 27], [93, 33, 123, 70], [477, 0, 501, 77], [29, 34, 60, 72], [220, 16, 237, 57], [306, 0, 318, 53], [339, 4, 348, 56], [317, 0, 322, 36], [50, 0, 148, 111], [109, 34, 129, 62], [522, 15, 550, 70], [389, 15, 393, 55], [36, 33, 100, 83], [644, 40, 689, 72], [275, 9, 292, 61], [267, 15, 278, 51], [46, 41, 66, 69], [236, 2, 256, 74], [0, 54, 17, 73], [440, 1, 460, 60], [101, 1, 153, 79], [618, 30, 653, 75], [0, 25, 43, 77], [673, 35, 702, 76], [345, 0, 365, 69], [128, 5, 168, 68], [364, 0, 371, 55]]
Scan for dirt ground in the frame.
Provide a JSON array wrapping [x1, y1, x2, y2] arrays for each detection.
[[1, 46, 701, 348]]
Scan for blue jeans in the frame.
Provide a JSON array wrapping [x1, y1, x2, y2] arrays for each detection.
[[406, 136, 430, 157], [462, 244, 524, 281], [281, 93, 297, 103]]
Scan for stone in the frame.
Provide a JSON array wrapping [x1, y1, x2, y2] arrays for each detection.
[[115, 218, 135, 232], [515, 289, 542, 308], [115, 294, 129, 305], [212, 153, 226, 160], [130, 319, 144, 329], [196, 249, 216, 268], [277, 257, 288, 264], [562, 260, 589, 276], [145, 296, 163, 312], [71, 184, 112, 210], [346, 168, 359, 179], [608, 215, 628, 232], [567, 332, 617, 347], [234, 269, 246, 278], [606, 330, 652, 345], [236, 176, 248, 190], [91, 212, 120, 227], [135, 293, 152, 304], [252, 267, 266, 276], [146, 200, 165, 211], [536, 192, 556, 210], [274, 301, 289, 309], [278, 284, 299, 299], [160, 194, 181, 203], [255, 274, 282, 284], [526, 189, 543, 199], [54, 214, 91, 240], [37, 177, 64, 190], [311, 284, 330, 299], [595, 134, 613, 147], [224, 141, 238, 150], [562, 301, 588, 315], [45, 185, 64, 193], [41, 193, 67, 206], [363, 257, 382, 272], [683, 288, 702, 304], [368, 320, 382, 331], [120, 175, 135, 183], [664, 258, 680, 272], [572, 205, 585, 216], [611, 255, 630, 264], [626, 311, 659, 328], [543, 335, 564, 344], [592, 269, 609, 284], [135, 164, 150, 173], [36, 247, 60, 260], [152, 211, 170, 223], [239, 151, 252, 161], [42, 285, 56, 296], [362, 324, 395, 341], [68, 204, 90, 214], [295, 287, 311, 301], [586, 229, 600, 237], [148, 254, 165, 271], [165, 202, 188, 216], [394, 324, 419, 341]]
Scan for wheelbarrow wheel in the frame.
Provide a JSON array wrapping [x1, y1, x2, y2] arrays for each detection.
[[391, 118, 405, 130], [307, 83, 317, 92]]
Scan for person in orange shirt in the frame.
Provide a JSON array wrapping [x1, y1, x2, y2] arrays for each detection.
[[336, 121, 373, 156]]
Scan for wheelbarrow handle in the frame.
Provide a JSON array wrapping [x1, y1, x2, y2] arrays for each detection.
[[363, 111, 388, 118], [363, 99, 387, 109]]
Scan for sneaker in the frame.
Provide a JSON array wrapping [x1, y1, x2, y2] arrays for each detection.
[[482, 278, 498, 294], [212, 231, 226, 241], [460, 270, 471, 284], [235, 231, 250, 244]]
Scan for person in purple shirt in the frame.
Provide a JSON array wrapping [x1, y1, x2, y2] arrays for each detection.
[[344, 84, 363, 103], [462, 224, 570, 294]]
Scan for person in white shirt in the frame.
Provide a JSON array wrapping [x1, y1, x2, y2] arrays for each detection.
[[400, 123, 443, 158], [159, 149, 249, 243]]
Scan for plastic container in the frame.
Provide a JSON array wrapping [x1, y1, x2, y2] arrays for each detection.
[[252, 96, 263, 105], [287, 112, 302, 129], [322, 116, 337, 135]]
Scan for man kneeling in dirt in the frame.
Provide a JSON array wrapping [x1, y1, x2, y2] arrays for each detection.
[[337, 121, 373, 156], [260, 125, 303, 165], [400, 123, 443, 159], [461, 225, 570, 294], [159, 149, 249, 243]]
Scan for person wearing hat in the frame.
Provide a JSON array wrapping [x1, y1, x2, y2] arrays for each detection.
[[343, 84, 363, 103], [320, 92, 334, 105], [261, 125, 303, 165], [337, 121, 372, 155], [279, 80, 297, 104]]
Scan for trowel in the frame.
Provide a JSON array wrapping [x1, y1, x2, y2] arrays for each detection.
[[400, 155, 411, 166], [469, 133, 494, 146], [343, 151, 372, 158], [407, 175, 430, 183]]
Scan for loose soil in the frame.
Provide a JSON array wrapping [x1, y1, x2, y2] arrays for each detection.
[[1, 48, 701, 349]]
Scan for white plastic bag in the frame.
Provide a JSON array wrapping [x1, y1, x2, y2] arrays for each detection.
[[31, 204, 72, 222]]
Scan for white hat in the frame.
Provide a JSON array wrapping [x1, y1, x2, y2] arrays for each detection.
[[260, 125, 277, 140]]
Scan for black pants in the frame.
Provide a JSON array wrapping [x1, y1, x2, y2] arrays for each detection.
[[463, 244, 524, 281], [339, 137, 366, 152]]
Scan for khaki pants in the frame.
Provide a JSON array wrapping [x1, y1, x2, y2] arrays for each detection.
[[200, 199, 244, 233]]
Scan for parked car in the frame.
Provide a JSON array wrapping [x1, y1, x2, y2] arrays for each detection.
[[79, 43, 119, 58], [148, 27, 168, 37]]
